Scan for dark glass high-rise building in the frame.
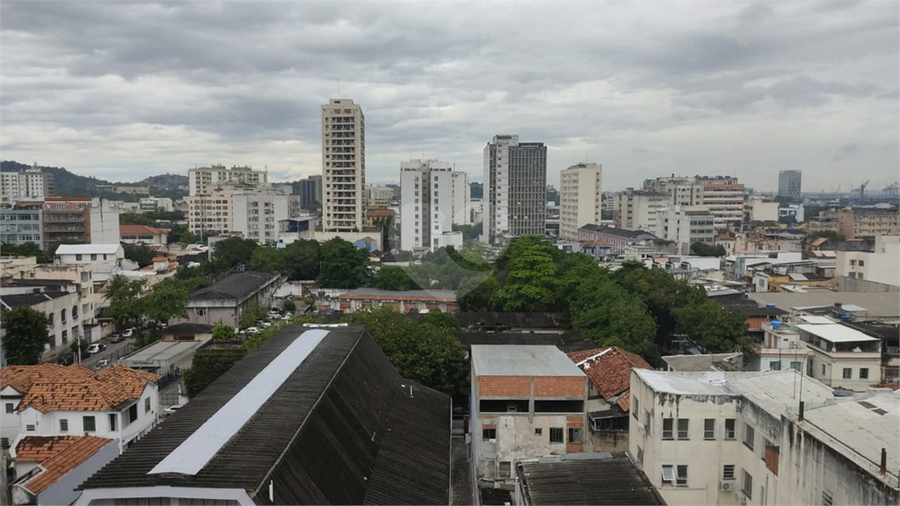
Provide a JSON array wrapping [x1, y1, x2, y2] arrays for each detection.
[[483, 135, 547, 244]]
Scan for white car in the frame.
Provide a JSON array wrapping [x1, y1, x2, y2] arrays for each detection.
[[94, 359, 110, 370], [86, 343, 106, 354], [260, 321, 272, 328], [244, 327, 259, 334], [267, 311, 281, 319], [164, 404, 184, 416], [122, 328, 135, 338]]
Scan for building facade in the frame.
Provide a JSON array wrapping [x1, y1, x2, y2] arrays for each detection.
[[188, 165, 267, 196], [778, 170, 802, 198], [322, 99, 366, 233], [654, 205, 716, 255], [612, 189, 670, 232], [483, 135, 547, 244], [399, 159, 469, 252], [835, 207, 900, 238], [0, 208, 44, 248], [797, 323, 882, 390], [0, 165, 53, 201], [643, 175, 745, 230], [296, 175, 322, 209], [836, 236, 900, 287], [559, 163, 602, 241], [38, 198, 120, 246]]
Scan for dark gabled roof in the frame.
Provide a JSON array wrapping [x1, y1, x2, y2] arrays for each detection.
[[161, 323, 214, 335], [516, 453, 667, 505], [0, 278, 76, 289], [187, 271, 279, 302], [79, 325, 451, 505], [457, 331, 595, 353], [725, 305, 788, 317], [0, 291, 68, 309], [579, 224, 657, 240]]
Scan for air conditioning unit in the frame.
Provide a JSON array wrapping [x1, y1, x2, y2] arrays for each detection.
[[637, 424, 646, 435], [720, 480, 735, 492]]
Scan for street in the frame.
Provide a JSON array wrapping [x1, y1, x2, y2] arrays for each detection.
[[74, 335, 138, 370]]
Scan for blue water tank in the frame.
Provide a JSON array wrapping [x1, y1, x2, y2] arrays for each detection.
[[772, 320, 782, 330], [766, 303, 775, 308]]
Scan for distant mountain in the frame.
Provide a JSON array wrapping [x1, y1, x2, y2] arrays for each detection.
[[0, 161, 188, 200]]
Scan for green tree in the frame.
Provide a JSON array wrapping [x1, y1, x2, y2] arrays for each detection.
[[424, 312, 461, 331], [280, 239, 321, 280], [1, 306, 51, 365], [104, 275, 148, 330], [0, 242, 51, 263], [283, 299, 296, 314], [457, 275, 501, 312], [249, 246, 286, 274], [239, 303, 268, 330], [123, 243, 156, 268], [183, 347, 248, 397], [690, 242, 727, 257], [212, 237, 258, 268], [167, 224, 197, 245], [673, 302, 750, 353], [143, 278, 189, 324], [119, 213, 156, 226], [373, 266, 419, 291], [317, 238, 371, 288], [212, 324, 236, 341]]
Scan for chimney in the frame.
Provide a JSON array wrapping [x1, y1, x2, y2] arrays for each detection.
[[880, 448, 887, 476], [798, 401, 804, 422]]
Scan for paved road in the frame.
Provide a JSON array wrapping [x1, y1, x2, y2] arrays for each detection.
[[75, 336, 138, 370]]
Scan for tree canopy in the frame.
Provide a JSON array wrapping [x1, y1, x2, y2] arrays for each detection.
[[317, 238, 371, 288], [690, 242, 726, 257], [123, 243, 155, 268], [1, 306, 51, 365]]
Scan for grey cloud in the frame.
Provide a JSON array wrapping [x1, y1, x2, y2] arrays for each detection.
[[831, 143, 861, 161]]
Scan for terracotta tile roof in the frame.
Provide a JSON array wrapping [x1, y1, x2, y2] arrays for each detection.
[[810, 237, 829, 247], [567, 347, 652, 401], [616, 391, 631, 412], [6, 363, 161, 413], [14, 436, 114, 494], [119, 225, 169, 235]]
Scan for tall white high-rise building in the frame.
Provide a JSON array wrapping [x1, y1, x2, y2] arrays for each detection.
[[188, 165, 267, 196], [400, 160, 469, 252], [559, 163, 602, 241], [612, 189, 670, 231], [643, 175, 744, 230], [483, 135, 547, 244], [322, 99, 365, 232], [0, 164, 53, 201], [778, 170, 802, 197]]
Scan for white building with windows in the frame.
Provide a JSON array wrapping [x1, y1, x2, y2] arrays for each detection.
[[322, 99, 366, 233], [654, 205, 716, 255], [559, 163, 602, 241], [0, 165, 52, 201], [1, 364, 160, 451], [836, 236, 900, 288], [54, 244, 124, 283], [611, 189, 670, 232], [399, 159, 469, 252], [797, 323, 882, 390], [630, 369, 898, 506], [188, 165, 267, 197]]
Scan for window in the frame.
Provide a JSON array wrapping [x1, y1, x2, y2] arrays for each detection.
[[76, 254, 83, 261], [860, 368, 869, 379], [83, 416, 96, 432], [568, 427, 583, 444], [91, 254, 97, 260], [661, 465, 675, 484], [4, 403, 12, 414], [109, 413, 117, 431], [643, 411, 651, 436], [742, 469, 753, 499], [550, 427, 564, 443], [637, 446, 644, 464], [704, 419, 715, 439], [822, 489, 833, 506], [633, 398, 639, 419], [676, 465, 688, 486], [60, 419, 68, 432], [61, 309, 66, 322], [677, 419, 689, 440], [534, 428, 542, 436], [843, 368, 852, 379], [482, 428, 496, 441], [723, 464, 735, 480], [26, 424, 35, 432], [197, 308, 206, 316], [850, 259, 856, 266], [769, 361, 781, 371], [744, 424, 755, 450], [662, 418, 674, 439], [859, 260, 865, 267], [128, 404, 138, 424], [790, 361, 802, 371], [498, 461, 511, 478]]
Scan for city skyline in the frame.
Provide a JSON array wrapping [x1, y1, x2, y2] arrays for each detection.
[[1, 2, 897, 192]]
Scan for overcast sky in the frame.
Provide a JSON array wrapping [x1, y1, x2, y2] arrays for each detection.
[[2, 1, 897, 193]]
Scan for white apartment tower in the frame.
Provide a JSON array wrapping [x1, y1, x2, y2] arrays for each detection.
[[612, 189, 670, 231], [483, 135, 547, 244], [188, 165, 267, 196], [0, 164, 53, 201], [559, 163, 602, 241], [400, 160, 469, 252], [322, 99, 365, 232]]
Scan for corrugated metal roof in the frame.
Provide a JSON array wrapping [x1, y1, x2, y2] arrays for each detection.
[[78, 325, 451, 504], [188, 271, 279, 303], [472, 345, 586, 377], [797, 324, 879, 343]]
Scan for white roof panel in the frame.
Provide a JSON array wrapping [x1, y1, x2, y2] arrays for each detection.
[[55, 244, 121, 255], [471, 345, 585, 377], [796, 324, 879, 343], [800, 315, 835, 325]]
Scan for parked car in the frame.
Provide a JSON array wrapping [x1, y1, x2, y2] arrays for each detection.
[[244, 327, 259, 334], [260, 321, 272, 328], [94, 359, 110, 370], [110, 333, 124, 343], [164, 404, 184, 416], [122, 328, 135, 338], [86, 343, 106, 354]]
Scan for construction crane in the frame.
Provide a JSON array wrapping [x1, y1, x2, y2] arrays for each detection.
[[849, 180, 869, 200], [882, 182, 899, 197]]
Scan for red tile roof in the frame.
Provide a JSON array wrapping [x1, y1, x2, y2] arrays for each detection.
[[14, 436, 114, 494], [120, 225, 169, 235], [4, 363, 160, 413], [567, 347, 651, 401]]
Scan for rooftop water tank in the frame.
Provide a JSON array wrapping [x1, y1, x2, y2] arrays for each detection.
[[772, 320, 782, 330]]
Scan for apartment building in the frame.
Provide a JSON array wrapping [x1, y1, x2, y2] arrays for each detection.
[[0, 165, 53, 201], [188, 165, 267, 196], [836, 236, 900, 287], [797, 322, 882, 390], [0, 208, 44, 248], [778, 170, 802, 198], [483, 135, 547, 244], [654, 205, 715, 254], [746, 320, 810, 373], [322, 99, 366, 233], [559, 163, 602, 241], [470, 345, 588, 488], [834, 206, 900, 238], [366, 185, 395, 207], [36, 197, 120, 245], [399, 159, 469, 252], [54, 244, 124, 283], [643, 175, 745, 229], [630, 369, 898, 506], [138, 197, 174, 212], [296, 175, 322, 209], [612, 188, 670, 231], [0, 289, 87, 356], [187, 186, 300, 242]]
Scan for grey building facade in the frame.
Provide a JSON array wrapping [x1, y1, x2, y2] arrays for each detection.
[[483, 135, 547, 244], [778, 170, 802, 197]]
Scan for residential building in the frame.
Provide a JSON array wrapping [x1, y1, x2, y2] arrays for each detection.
[[797, 322, 882, 390], [559, 163, 602, 241], [567, 347, 651, 452], [643, 175, 745, 229], [119, 225, 169, 246], [483, 135, 547, 244], [322, 98, 366, 233], [1, 363, 160, 451], [630, 369, 898, 506], [178, 271, 281, 328], [470, 345, 588, 489], [31, 264, 99, 326], [366, 184, 395, 207], [514, 452, 666, 506], [834, 206, 900, 238], [748, 291, 900, 321], [275, 214, 317, 244], [654, 205, 715, 255], [400, 159, 469, 252], [611, 188, 669, 231], [138, 196, 174, 212], [10, 436, 118, 506], [745, 197, 779, 222], [188, 165, 267, 196], [778, 170, 802, 197], [319, 287, 457, 314], [836, 236, 900, 288], [296, 174, 322, 209], [0, 165, 53, 201], [54, 244, 124, 283], [747, 320, 810, 373], [0, 289, 87, 357], [186, 191, 233, 235], [0, 207, 44, 248], [39, 197, 120, 245], [75, 326, 451, 505], [778, 203, 804, 223], [577, 224, 670, 255], [187, 186, 301, 243]]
